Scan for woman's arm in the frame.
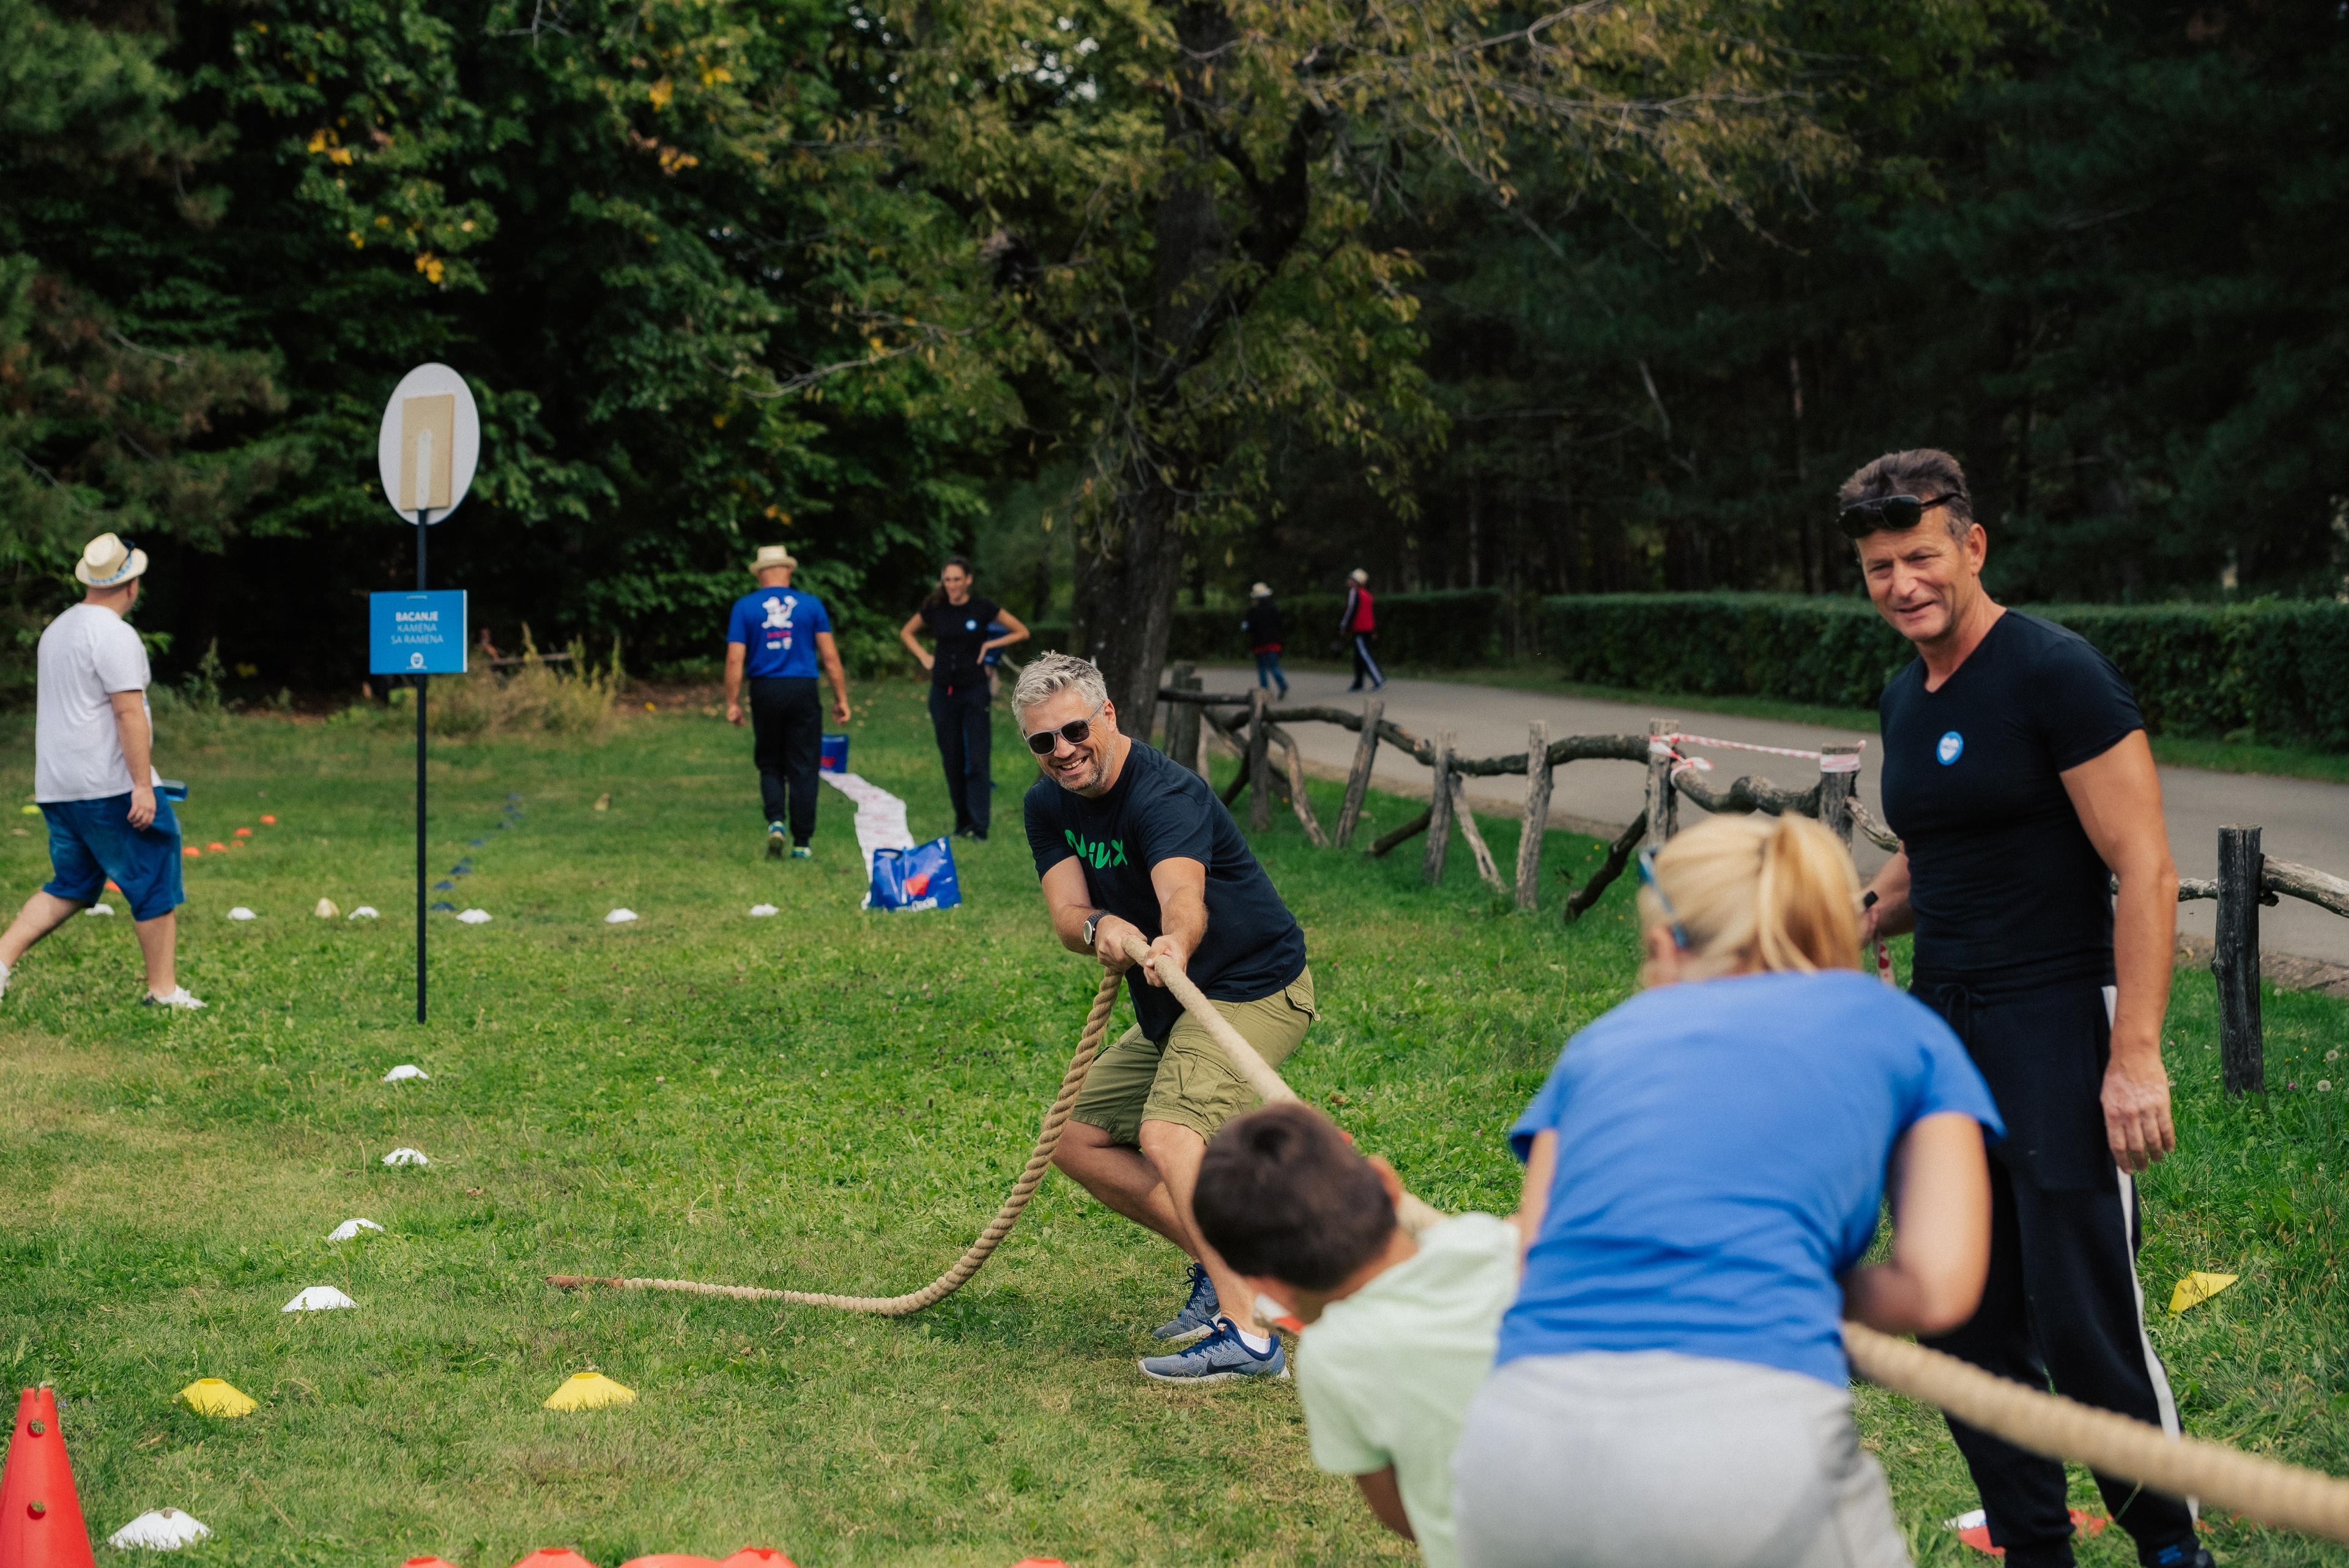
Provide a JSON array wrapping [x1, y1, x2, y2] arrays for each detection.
[[898, 612, 933, 672], [1352, 1467, 1414, 1541], [1511, 1130, 1557, 1259], [982, 609, 1031, 654], [1840, 1112, 1991, 1335]]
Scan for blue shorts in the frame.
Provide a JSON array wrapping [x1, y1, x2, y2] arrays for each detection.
[[41, 795, 185, 921]]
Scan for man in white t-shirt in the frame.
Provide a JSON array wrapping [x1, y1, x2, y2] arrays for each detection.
[[0, 533, 204, 1009]]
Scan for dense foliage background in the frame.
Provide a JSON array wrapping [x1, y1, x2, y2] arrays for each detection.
[[6, 0, 2343, 698]]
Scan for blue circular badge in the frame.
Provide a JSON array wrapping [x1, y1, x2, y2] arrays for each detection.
[[965, 619, 978, 631], [1936, 730, 1965, 766]]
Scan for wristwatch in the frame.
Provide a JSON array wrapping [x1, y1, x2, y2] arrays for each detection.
[[1083, 912, 1104, 951]]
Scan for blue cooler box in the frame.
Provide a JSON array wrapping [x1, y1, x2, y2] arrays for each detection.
[[820, 734, 850, 773]]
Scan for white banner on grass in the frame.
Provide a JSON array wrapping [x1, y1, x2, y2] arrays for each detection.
[[819, 770, 916, 907]]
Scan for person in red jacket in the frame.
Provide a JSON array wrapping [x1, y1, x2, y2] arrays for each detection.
[[1338, 568, 1384, 692]]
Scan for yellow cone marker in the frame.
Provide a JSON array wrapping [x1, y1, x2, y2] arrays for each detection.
[[543, 1371, 634, 1411], [179, 1378, 258, 1418], [2168, 1271, 2240, 1315]]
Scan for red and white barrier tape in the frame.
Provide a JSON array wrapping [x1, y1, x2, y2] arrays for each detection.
[[1647, 733, 1866, 779]]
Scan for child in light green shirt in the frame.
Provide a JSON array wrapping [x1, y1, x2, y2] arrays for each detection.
[[1193, 1102, 1520, 1568]]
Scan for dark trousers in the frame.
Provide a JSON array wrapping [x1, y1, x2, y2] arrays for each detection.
[[1920, 978, 2196, 1567], [1347, 633, 1383, 689], [1253, 650, 1288, 693], [927, 682, 992, 835], [748, 677, 821, 844]]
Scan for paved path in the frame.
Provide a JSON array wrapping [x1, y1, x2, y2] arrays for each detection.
[[1184, 664, 2349, 967]]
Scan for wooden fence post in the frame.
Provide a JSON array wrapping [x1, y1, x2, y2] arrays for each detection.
[[1452, 776, 1505, 892], [1423, 731, 1455, 885], [1644, 719, 1679, 850], [1336, 695, 1383, 848], [1515, 721, 1551, 912], [2216, 825, 2264, 1096], [1248, 689, 1272, 832], [1818, 743, 1859, 845], [1167, 664, 1198, 775], [1281, 735, 1329, 847], [1182, 671, 1206, 775]]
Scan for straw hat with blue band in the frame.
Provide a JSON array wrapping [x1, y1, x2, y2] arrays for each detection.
[[75, 533, 148, 588]]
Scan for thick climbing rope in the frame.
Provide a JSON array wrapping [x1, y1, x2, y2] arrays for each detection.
[[546, 967, 1124, 1315], [1844, 1323, 2349, 1544]]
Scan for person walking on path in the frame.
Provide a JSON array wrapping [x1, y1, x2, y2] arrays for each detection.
[[900, 555, 1028, 841], [1338, 567, 1383, 691], [1846, 448, 2209, 1568], [1452, 813, 1999, 1568], [0, 533, 204, 1010], [724, 544, 851, 860], [1240, 582, 1288, 697], [1016, 651, 1317, 1384]]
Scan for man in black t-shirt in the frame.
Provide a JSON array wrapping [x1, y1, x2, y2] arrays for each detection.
[[1016, 651, 1314, 1384], [1846, 449, 2205, 1568]]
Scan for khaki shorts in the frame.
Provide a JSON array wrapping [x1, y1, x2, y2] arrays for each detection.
[[1071, 967, 1317, 1146]]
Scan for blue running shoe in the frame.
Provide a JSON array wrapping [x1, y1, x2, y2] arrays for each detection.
[[1138, 1318, 1288, 1384], [1152, 1262, 1220, 1342]]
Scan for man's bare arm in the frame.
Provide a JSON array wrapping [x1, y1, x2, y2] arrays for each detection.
[[1860, 850, 1914, 941], [814, 631, 851, 722], [1133, 856, 1206, 989], [2061, 730, 2178, 1171], [110, 690, 157, 829], [1351, 1466, 1414, 1541], [723, 643, 747, 725]]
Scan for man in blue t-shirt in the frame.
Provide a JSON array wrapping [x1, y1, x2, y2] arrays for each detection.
[[1016, 651, 1314, 1384], [1844, 449, 2206, 1568], [724, 544, 850, 859]]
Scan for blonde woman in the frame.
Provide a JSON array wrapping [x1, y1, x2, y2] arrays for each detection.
[[1453, 814, 2002, 1568]]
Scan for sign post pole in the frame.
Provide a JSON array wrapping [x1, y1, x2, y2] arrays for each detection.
[[373, 362, 479, 1027]]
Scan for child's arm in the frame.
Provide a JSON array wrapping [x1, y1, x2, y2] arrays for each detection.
[[1353, 1467, 1415, 1541]]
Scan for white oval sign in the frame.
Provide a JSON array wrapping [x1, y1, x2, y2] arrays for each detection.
[[376, 363, 481, 524]]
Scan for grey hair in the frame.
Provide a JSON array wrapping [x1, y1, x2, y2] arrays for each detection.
[[1836, 448, 1976, 543], [1011, 651, 1108, 719]]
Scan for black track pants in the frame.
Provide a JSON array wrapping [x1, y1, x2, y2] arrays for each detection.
[[748, 677, 822, 844], [928, 682, 992, 835], [1918, 979, 2197, 1568]]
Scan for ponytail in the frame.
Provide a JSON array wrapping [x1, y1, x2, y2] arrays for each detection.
[[1635, 813, 1861, 975]]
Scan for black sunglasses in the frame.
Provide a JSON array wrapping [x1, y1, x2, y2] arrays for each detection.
[[1025, 697, 1107, 755], [1836, 491, 1964, 541]]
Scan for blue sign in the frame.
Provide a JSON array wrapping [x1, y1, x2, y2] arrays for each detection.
[[1937, 730, 1965, 766], [370, 591, 468, 675]]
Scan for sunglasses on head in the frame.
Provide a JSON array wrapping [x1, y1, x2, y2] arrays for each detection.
[[1025, 698, 1107, 755], [1635, 844, 1689, 951], [1836, 491, 1965, 541]]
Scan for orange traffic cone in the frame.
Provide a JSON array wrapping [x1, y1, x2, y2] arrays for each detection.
[[0, 1386, 96, 1568], [718, 1551, 796, 1568], [403, 1558, 465, 1567], [617, 1558, 716, 1567], [509, 1550, 597, 1568]]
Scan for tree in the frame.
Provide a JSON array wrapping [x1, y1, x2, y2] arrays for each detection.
[[844, 0, 1843, 730]]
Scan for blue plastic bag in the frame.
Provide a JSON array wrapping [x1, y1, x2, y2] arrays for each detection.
[[869, 836, 962, 913]]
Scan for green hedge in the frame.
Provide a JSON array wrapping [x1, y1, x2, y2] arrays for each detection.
[[1026, 588, 1508, 673], [1540, 593, 2349, 751]]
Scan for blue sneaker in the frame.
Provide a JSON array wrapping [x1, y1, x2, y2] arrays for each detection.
[[1138, 1318, 1288, 1384], [1153, 1262, 1219, 1342]]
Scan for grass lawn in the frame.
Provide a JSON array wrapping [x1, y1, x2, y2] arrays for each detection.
[[2, 678, 2346, 1567]]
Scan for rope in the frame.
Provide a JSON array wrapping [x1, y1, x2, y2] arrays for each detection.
[[1844, 1323, 2349, 1544], [1651, 732, 1866, 778], [546, 968, 1124, 1315]]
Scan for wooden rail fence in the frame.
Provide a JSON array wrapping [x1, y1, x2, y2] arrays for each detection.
[[1157, 671, 2349, 1096]]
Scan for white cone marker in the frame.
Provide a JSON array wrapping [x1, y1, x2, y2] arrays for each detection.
[[749, 904, 778, 917], [382, 1064, 429, 1082], [455, 908, 492, 924], [283, 1285, 357, 1312], [349, 905, 380, 919], [605, 908, 638, 924], [382, 1147, 429, 1167], [228, 907, 258, 921], [327, 1218, 382, 1241], [109, 1509, 212, 1550], [83, 904, 116, 917]]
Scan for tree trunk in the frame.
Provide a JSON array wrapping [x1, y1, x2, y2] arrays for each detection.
[[1076, 481, 1189, 740]]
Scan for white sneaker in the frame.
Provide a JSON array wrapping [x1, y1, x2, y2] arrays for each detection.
[[142, 987, 207, 1011]]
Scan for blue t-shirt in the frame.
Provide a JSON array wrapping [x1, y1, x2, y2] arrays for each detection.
[[1501, 970, 2002, 1388], [725, 587, 832, 680]]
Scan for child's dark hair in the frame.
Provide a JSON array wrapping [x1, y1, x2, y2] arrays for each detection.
[[1193, 1102, 1396, 1290]]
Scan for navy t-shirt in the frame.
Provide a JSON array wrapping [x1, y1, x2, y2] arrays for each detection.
[[1024, 739, 1308, 1041], [921, 595, 1001, 693], [1879, 611, 2143, 988], [1502, 970, 2002, 1388], [725, 587, 831, 680]]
